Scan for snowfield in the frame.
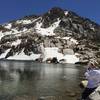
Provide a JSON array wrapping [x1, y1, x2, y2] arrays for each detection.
[[42, 47, 79, 63], [7, 50, 41, 61], [3, 47, 79, 64], [35, 19, 61, 36]]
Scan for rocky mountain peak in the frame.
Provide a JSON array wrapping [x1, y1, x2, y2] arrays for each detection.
[[0, 7, 100, 64], [41, 7, 65, 28], [49, 7, 65, 17]]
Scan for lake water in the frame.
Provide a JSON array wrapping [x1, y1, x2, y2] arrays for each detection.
[[0, 60, 85, 100]]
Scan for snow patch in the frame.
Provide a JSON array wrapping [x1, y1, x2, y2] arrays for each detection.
[[62, 37, 78, 44], [7, 50, 40, 60], [16, 20, 32, 24], [4, 23, 12, 29], [2, 47, 79, 63], [0, 49, 11, 59], [12, 39, 21, 46], [64, 11, 68, 16], [56, 36, 78, 44], [91, 27, 95, 31], [35, 19, 61, 36], [0, 32, 4, 40], [0, 31, 13, 40], [42, 47, 79, 64], [63, 55, 79, 63], [43, 47, 63, 61]]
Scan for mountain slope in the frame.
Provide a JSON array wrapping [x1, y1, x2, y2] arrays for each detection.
[[0, 7, 100, 63]]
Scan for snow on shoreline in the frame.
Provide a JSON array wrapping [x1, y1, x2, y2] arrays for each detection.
[[4, 47, 79, 64], [42, 47, 79, 64], [7, 50, 41, 61]]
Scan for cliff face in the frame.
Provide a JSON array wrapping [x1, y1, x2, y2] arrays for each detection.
[[0, 7, 100, 63]]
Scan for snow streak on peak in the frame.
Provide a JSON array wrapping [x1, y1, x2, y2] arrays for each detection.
[[35, 19, 61, 36], [0, 49, 11, 59], [4, 23, 12, 29], [64, 11, 68, 16], [16, 20, 32, 25], [11, 39, 21, 46]]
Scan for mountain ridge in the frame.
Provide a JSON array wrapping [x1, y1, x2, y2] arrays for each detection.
[[0, 7, 100, 64]]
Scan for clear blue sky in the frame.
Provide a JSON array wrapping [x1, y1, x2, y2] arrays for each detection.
[[0, 0, 100, 24]]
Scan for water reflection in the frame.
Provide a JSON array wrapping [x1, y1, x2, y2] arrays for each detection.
[[0, 61, 39, 81], [0, 61, 84, 99]]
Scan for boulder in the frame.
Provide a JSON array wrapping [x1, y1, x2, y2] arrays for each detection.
[[38, 97, 45, 100], [51, 57, 58, 63], [67, 92, 77, 97], [63, 48, 74, 55], [75, 60, 89, 65], [46, 58, 52, 63], [80, 80, 88, 88], [46, 57, 58, 64], [35, 58, 43, 62], [59, 59, 66, 63], [89, 86, 100, 100]]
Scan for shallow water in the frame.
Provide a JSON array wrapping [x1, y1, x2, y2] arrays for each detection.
[[0, 60, 85, 100]]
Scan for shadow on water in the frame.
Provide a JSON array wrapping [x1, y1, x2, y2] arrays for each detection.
[[0, 60, 85, 100]]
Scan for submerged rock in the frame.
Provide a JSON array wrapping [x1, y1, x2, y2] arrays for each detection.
[[38, 97, 45, 100], [68, 92, 77, 97], [66, 91, 77, 97]]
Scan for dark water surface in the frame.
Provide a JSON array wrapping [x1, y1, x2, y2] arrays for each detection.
[[0, 60, 85, 100]]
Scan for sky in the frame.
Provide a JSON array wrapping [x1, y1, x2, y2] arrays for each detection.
[[0, 0, 100, 24]]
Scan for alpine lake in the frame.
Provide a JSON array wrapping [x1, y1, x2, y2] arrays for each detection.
[[0, 60, 85, 100]]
